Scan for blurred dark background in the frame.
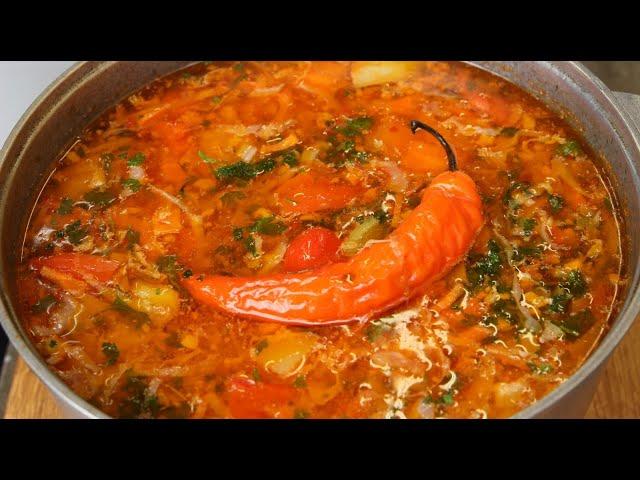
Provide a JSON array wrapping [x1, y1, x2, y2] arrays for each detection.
[[1, 61, 640, 377]]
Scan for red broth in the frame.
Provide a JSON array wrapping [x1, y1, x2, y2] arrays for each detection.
[[16, 62, 623, 418]]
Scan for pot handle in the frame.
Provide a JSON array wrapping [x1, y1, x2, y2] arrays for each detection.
[[613, 91, 640, 134]]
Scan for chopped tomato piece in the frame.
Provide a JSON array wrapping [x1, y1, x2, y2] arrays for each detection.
[[282, 227, 341, 272], [32, 253, 120, 283], [225, 376, 297, 418]]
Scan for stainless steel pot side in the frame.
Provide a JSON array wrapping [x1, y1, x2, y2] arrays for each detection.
[[1, 61, 639, 419]]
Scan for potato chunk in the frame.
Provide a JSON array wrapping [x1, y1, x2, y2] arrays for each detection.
[[132, 280, 180, 325], [351, 61, 418, 88]]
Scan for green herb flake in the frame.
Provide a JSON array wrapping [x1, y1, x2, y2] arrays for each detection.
[[293, 375, 307, 389], [211, 95, 223, 104], [251, 367, 261, 382], [441, 393, 454, 406], [539, 363, 553, 374], [548, 194, 565, 213], [556, 140, 582, 157], [513, 245, 542, 261], [281, 150, 299, 167], [232, 227, 244, 241], [550, 292, 572, 313], [111, 297, 150, 328], [32, 294, 57, 314], [366, 322, 390, 342], [468, 239, 503, 287], [220, 191, 247, 205], [102, 342, 120, 365], [294, 409, 310, 419], [125, 228, 140, 249], [215, 158, 277, 182], [100, 153, 114, 172], [48, 339, 58, 348], [564, 270, 588, 296], [83, 188, 117, 208], [121, 178, 142, 192], [198, 150, 218, 164], [339, 116, 374, 137], [57, 198, 74, 215], [244, 235, 258, 256], [522, 218, 537, 236], [127, 152, 145, 167], [528, 361, 554, 375], [500, 127, 519, 137], [251, 216, 287, 236], [255, 339, 268, 355], [64, 220, 88, 245]]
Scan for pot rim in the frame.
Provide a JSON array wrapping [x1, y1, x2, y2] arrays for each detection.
[[1, 61, 638, 420]]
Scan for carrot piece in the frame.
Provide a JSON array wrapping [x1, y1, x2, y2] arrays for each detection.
[[276, 173, 361, 215]]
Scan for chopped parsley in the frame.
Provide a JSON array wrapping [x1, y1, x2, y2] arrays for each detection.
[[467, 239, 503, 287], [198, 150, 217, 164], [281, 150, 299, 167], [500, 127, 519, 137], [57, 198, 74, 215], [121, 178, 142, 192], [220, 191, 246, 205], [563, 270, 588, 296], [111, 297, 150, 328], [63, 220, 88, 245], [522, 218, 537, 236], [366, 322, 391, 342], [232, 227, 244, 241], [127, 152, 145, 166], [527, 361, 554, 374], [102, 342, 120, 365], [251, 216, 287, 236], [554, 309, 595, 338], [119, 371, 162, 418], [556, 140, 582, 157], [125, 228, 140, 249], [243, 235, 258, 256], [255, 339, 268, 355], [215, 158, 276, 182], [100, 152, 114, 172], [338, 116, 374, 137], [548, 194, 565, 213], [550, 292, 572, 313], [293, 375, 307, 389], [83, 188, 117, 208]]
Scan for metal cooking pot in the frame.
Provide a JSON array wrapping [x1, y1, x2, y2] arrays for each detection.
[[1, 61, 639, 419]]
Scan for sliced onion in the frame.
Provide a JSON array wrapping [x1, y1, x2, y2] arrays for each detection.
[[128, 165, 146, 180], [249, 84, 285, 97], [239, 144, 258, 163], [51, 296, 79, 336], [539, 320, 564, 343], [373, 159, 408, 191], [511, 275, 541, 332]]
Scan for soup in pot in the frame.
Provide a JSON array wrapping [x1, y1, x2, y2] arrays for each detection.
[[16, 61, 624, 418]]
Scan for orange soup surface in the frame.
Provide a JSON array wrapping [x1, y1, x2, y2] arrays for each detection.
[[17, 61, 623, 418]]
